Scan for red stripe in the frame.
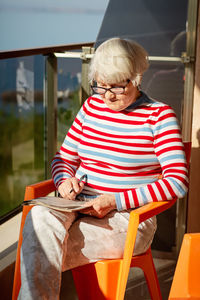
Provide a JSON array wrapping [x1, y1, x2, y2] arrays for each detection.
[[157, 112, 176, 121], [73, 117, 82, 128], [53, 156, 79, 167], [167, 175, 188, 187], [86, 183, 130, 193], [156, 146, 184, 156], [90, 96, 167, 112], [86, 109, 146, 125], [162, 163, 186, 170], [70, 125, 82, 136], [80, 140, 154, 155], [156, 138, 182, 147], [154, 129, 181, 140], [139, 105, 167, 111], [132, 189, 139, 207], [89, 101, 154, 118], [52, 167, 74, 177], [83, 125, 154, 141], [155, 181, 167, 200], [79, 154, 159, 170], [147, 112, 176, 126], [60, 146, 78, 156], [82, 164, 162, 177], [124, 191, 131, 209], [82, 132, 154, 148], [67, 130, 82, 143], [148, 184, 158, 201], [164, 169, 187, 175], [163, 179, 177, 198]]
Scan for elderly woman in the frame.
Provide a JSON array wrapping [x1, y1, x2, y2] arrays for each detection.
[[19, 38, 188, 299]]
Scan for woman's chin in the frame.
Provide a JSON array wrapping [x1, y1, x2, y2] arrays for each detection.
[[105, 100, 123, 111]]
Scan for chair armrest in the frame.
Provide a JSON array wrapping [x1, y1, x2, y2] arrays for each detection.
[[130, 198, 177, 223], [117, 199, 177, 300], [24, 179, 56, 201], [12, 178, 56, 300], [123, 199, 177, 264]]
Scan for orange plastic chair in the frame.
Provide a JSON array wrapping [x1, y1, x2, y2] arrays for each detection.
[[12, 142, 191, 300], [169, 233, 200, 300]]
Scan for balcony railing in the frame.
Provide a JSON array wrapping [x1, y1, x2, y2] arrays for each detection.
[[0, 42, 94, 223]]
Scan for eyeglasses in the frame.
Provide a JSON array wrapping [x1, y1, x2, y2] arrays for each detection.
[[91, 80, 130, 95]]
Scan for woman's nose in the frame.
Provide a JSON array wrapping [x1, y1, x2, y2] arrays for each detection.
[[105, 90, 115, 99]]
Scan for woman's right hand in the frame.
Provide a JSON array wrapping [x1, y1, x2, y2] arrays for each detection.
[[58, 177, 84, 200]]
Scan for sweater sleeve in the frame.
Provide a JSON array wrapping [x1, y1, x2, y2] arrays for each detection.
[[51, 102, 86, 189], [115, 105, 189, 211]]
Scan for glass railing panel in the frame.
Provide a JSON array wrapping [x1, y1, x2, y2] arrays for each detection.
[[57, 56, 82, 149], [0, 55, 45, 220], [96, 0, 188, 56], [142, 61, 184, 123]]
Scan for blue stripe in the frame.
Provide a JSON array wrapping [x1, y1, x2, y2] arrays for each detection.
[[154, 120, 178, 132], [54, 173, 69, 182], [75, 169, 84, 178], [77, 171, 157, 186], [78, 109, 85, 121], [78, 148, 158, 164], [52, 158, 77, 172], [159, 154, 185, 164], [51, 159, 62, 166], [85, 118, 152, 133], [63, 140, 78, 149], [140, 187, 149, 204], [168, 178, 186, 196], [115, 193, 123, 211], [51, 158, 77, 170]]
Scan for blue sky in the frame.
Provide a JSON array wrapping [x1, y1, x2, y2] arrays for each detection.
[[0, 0, 109, 51]]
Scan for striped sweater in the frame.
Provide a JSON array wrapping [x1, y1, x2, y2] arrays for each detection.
[[51, 92, 188, 211]]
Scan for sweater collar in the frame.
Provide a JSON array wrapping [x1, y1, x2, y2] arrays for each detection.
[[126, 91, 152, 110]]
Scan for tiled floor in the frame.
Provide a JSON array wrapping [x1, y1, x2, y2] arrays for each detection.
[[125, 256, 176, 299]]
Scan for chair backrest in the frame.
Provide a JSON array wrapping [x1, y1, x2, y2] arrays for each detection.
[[183, 141, 191, 168], [169, 233, 200, 299]]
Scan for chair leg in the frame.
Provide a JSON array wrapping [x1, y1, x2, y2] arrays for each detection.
[[131, 249, 162, 300], [72, 259, 121, 300], [12, 206, 32, 300], [143, 260, 162, 300]]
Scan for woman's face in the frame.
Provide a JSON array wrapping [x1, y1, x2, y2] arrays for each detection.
[[96, 80, 140, 111]]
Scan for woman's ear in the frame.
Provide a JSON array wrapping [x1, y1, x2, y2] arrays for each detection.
[[132, 74, 142, 87]]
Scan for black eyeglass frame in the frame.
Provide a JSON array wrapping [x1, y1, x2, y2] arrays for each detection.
[[91, 79, 130, 95]]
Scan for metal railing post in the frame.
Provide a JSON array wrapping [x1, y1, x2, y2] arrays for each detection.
[[176, 0, 199, 253], [80, 47, 95, 103], [44, 54, 57, 179]]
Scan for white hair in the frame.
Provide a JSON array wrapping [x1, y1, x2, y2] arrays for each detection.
[[89, 38, 149, 86]]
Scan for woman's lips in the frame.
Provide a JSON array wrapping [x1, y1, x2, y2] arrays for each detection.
[[109, 99, 117, 102]]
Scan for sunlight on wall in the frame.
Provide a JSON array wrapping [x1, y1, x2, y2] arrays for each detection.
[[192, 84, 200, 148]]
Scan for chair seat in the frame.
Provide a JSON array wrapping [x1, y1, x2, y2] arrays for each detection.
[[72, 247, 162, 300]]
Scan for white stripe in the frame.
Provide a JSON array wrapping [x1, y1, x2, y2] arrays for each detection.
[[120, 193, 126, 210], [81, 136, 154, 152], [128, 190, 135, 207]]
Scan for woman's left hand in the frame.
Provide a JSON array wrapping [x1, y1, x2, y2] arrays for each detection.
[[81, 194, 117, 218]]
